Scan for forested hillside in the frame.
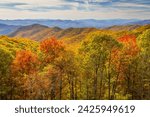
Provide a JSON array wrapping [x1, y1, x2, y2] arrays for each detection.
[[0, 24, 150, 100], [9, 24, 98, 42]]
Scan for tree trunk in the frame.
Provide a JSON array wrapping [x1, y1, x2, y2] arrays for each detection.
[[108, 50, 112, 100], [93, 68, 98, 99], [99, 67, 103, 99]]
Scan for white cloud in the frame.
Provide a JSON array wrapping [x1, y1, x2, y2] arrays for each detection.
[[0, 0, 76, 6], [72, 0, 111, 3], [113, 2, 150, 8], [0, 0, 149, 19]]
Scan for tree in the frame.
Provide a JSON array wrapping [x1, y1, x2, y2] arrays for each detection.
[[114, 34, 139, 99], [80, 32, 120, 99], [0, 46, 13, 99], [40, 37, 79, 99], [40, 37, 65, 63], [12, 50, 39, 75], [11, 50, 39, 99], [136, 29, 150, 99]]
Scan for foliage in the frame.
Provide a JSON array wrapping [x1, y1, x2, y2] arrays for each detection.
[[0, 25, 150, 100]]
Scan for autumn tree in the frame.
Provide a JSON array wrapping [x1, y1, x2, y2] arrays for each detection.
[[80, 32, 120, 99], [136, 29, 150, 99], [40, 37, 65, 63], [114, 34, 139, 99], [11, 50, 39, 99], [12, 50, 39, 75], [0, 46, 13, 99]]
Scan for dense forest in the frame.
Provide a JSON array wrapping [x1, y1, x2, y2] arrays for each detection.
[[0, 24, 150, 100]]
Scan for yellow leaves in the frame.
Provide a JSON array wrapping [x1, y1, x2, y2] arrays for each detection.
[[0, 36, 39, 56]]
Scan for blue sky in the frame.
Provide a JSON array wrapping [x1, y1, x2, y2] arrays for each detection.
[[0, 0, 149, 19]]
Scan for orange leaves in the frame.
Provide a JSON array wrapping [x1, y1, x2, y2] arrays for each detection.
[[118, 35, 139, 57], [118, 35, 137, 51], [118, 35, 136, 44], [111, 35, 139, 78], [40, 37, 65, 62], [11, 50, 39, 75]]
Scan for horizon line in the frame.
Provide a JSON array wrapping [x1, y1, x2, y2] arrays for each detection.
[[0, 18, 147, 21]]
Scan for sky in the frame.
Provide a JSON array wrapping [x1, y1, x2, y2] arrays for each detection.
[[0, 0, 150, 20]]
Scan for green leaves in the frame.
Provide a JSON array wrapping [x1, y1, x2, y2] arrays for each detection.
[[137, 29, 150, 52], [0, 46, 13, 77]]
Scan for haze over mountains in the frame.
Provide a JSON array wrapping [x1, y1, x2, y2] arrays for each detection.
[[0, 23, 19, 35], [1, 19, 150, 28], [11, 25, 150, 41], [0, 19, 140, 28], [0, 19, 150, 41], [9, 24, 97, 42]]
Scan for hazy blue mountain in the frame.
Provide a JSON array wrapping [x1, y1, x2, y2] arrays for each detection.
[[0, 19, 140, 28], [127, 20, 150, 25], [1, 19, 149, 36], [0, 23, 20, 35]]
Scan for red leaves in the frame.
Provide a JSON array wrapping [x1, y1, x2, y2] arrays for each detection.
[[118, 35, 139, 56], [118, 35, 136, 43], [40, 37, 65, 62], [11, 50, 39, 75], [40, 37, 64, 53], [112, 35, 139, 79]]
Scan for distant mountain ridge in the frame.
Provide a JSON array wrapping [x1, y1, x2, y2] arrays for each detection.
[[127, 20, 150, 25], [0, 19, 150, 41], [0, 23, 20, 35], [9, 24, 97, 41], [9, 23, 150, 42], [0, 19, 142, 28], [105, 25, 141, 31]]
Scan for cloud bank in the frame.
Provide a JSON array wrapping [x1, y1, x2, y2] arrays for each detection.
[[0, 0, 149, 19]]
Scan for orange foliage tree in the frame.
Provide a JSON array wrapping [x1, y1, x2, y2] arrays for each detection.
[[112, 35, 139, 73], [40, 37, 65, 63], [10, 50, 40, 99], [111, 35, 139, 99], [11, 50, 39, 75], [40, 37, 66, 99], [118, 35, 138, 57]]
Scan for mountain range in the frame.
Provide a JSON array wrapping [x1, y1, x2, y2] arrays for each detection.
[[6, 24, 150, 43], [0, 23, 19, 35], [0, 19, 150, 42], [0, 19, 139, 28], [9, 24, 97, 42]]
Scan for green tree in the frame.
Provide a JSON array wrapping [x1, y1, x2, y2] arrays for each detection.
[[0, 46, 13, 99], [136, 29, 150, 99], [80, 32, 120, 99]]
